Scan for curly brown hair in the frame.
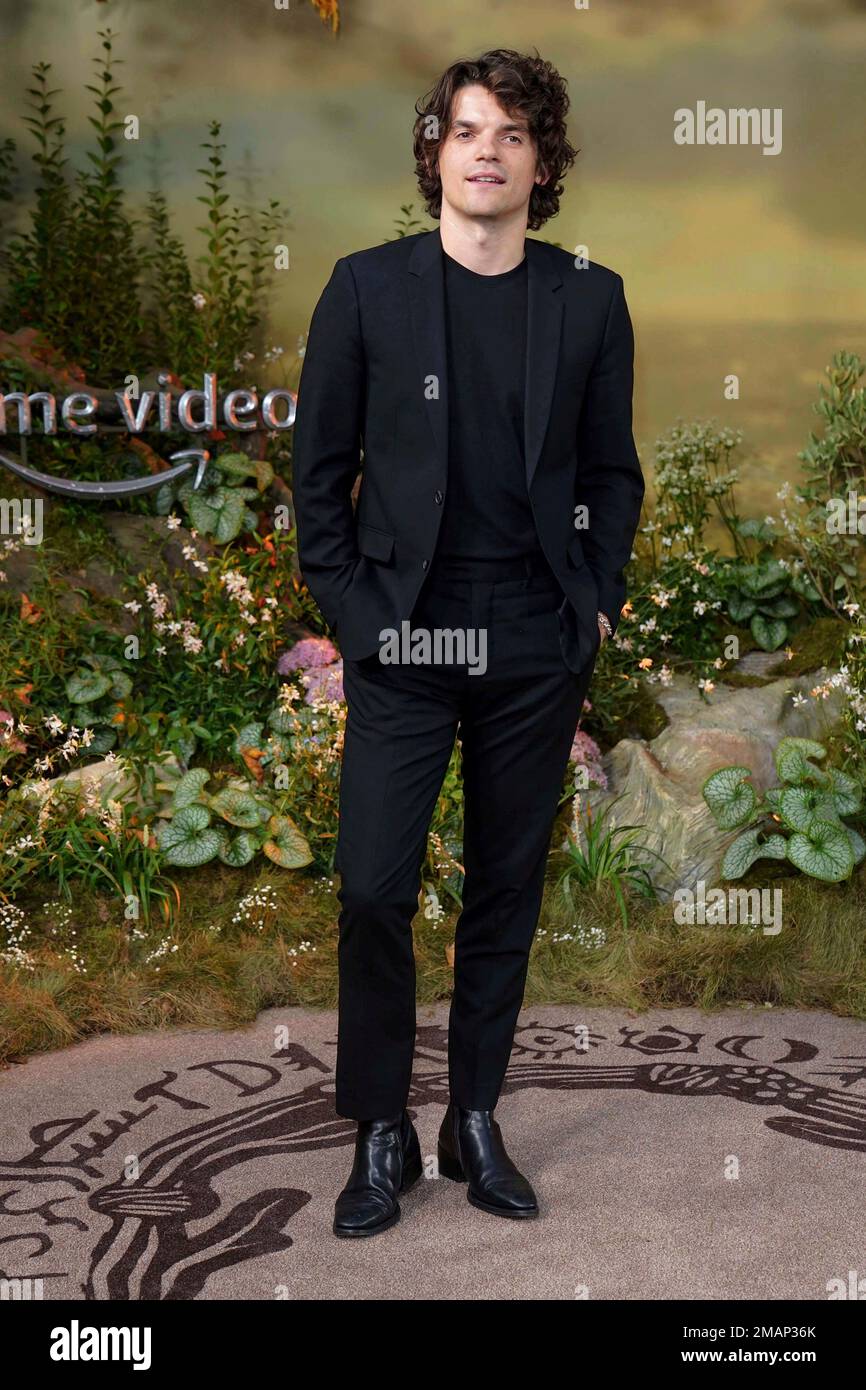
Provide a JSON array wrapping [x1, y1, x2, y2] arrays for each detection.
[[412, 48, 578, 232]]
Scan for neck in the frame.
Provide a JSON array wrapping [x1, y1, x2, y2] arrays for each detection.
[[438, 206, 527, 275]]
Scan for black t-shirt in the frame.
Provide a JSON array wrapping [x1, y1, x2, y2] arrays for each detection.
[[434, 248, 541, 564]]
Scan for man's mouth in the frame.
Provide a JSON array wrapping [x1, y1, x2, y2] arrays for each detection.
[[467, 174, 505, 185]]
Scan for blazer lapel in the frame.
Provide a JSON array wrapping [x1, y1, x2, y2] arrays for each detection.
[[407, 226, 564, 493], [523, 235, 564, 492]]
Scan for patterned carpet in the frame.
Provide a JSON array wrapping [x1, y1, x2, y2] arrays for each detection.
[[1, 1003, 865, 1300]]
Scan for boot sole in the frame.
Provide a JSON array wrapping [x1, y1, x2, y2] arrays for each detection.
[[332, 1148, 424, 1238], [438, 1142, 539, 1218], [467, 1190, 539, 1220]]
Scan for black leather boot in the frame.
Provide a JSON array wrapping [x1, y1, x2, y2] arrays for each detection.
[[437, 1101, 538, 1218], [333, 1109, 423, 1237]]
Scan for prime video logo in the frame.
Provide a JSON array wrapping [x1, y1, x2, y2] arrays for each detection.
[[0, 496, 43, 545], [377, 622, 487, 675], [674, 102, 782, 156], [673, 880, 782, 934], [49, 1320, 151, 1370]]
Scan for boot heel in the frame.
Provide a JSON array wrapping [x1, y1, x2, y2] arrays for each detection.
[[400, 1151, 423, 1191], [437, 1142, 466, 1182]]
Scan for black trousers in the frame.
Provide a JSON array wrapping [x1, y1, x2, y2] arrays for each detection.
[[334, 553, 596, 1119]]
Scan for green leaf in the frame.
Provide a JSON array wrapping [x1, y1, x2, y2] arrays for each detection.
[[255, 458, 274, 491], [218, 830, 259, 867], [262, 813, 313, 868], [157, 804, 221, 867], [778, 785, 838, 832], [66, 669, 112, 703], [208, 787, 264, 828], [109, 671, 133, 699], [739, 560, 788, 600], [154, 482, 177, 515], [87, 652, 126, 674], [786, 819, 854, 882], [211, 487, 246, 543], [728, 596, 757, 623], [846, 825, 866, 866], [750, 613, 787, 651], [213, 450, 256, 478], [268, 706, 296, 735], [87, 728, 118, 754], [790, 570, 821, 602], [169, 725, 198, 764], [702, 766, 757, 830], [73, 702, 109, 728], [826, 768, 863, 818], [774, 737, 829, 786], [233, 722, 265, 755], [721, 828, 787, 879], [172, 767, 211, 809], [185, 489, 220, 534], [759, 595, 798, 619]]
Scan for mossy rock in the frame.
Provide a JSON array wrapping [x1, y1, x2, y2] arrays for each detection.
[[629, 681, 670, 741], [765, 616, 848, 678]]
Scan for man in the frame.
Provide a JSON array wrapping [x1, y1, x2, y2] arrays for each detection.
[[292, 48, 644, 1237]]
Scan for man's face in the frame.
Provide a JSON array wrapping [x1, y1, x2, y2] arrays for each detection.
[[436, 83, 546, 225]]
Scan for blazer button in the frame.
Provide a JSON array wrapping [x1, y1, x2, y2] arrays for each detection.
[[434, 490, 443, 504], [421, 559, 429, 570]]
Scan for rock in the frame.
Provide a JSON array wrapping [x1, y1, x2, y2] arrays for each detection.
[[102, 512, 214, 584], [0, 543, 40, 598], [20, 754, 183, 809], [733, 649, 786, 677], [571, 670, 846, 899]]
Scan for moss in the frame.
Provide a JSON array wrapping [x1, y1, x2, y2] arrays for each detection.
[[718, 671, 775, 689], [766, 615, 848, 678], [625, 680, 670, 742]]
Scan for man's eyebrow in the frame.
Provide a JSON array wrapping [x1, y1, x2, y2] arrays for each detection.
[[451, 118, 529, 133]]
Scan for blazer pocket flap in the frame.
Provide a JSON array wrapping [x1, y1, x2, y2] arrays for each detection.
[[566, 531, 587, 570], [357, 522, 395, 563]]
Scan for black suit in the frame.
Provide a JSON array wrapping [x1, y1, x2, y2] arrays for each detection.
[[293, 227, 644, 1119], [293, 227, 644, 674]]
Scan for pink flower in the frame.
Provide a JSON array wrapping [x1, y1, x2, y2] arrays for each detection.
[[278, 636, 338, 673], [301, 661, 344, 705], [569, 728, 601, 765], [568, 727, 607, 789]]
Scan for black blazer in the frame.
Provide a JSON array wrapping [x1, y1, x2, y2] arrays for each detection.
[[292, 226, 645, 673]]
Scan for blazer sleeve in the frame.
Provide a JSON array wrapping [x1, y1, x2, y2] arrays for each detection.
[[574, 273, 645, 637], [291, 256, 365, 633]]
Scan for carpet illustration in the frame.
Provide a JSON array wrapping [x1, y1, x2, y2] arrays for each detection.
[[1, 1004, 865, 1301]]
